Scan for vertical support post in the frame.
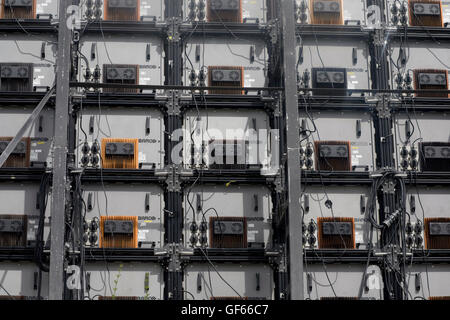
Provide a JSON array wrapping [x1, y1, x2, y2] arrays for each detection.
[[280, 0, 303, 300], [49, 0, 72, 300]]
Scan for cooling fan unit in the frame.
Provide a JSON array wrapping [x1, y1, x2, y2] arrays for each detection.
[[207, 0, 242, 23], [104, 0, 140, 21]]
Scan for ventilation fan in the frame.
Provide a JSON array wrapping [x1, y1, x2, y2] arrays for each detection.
[[101, 138, 139, 169], [0, 215, 27, 247], [103, 64, 139, 93], [2, 0, 35, 19], [311, 67, 348, 96], [207, 0, 242, 23], [309, 0, 343, 25], [424, 218, 450, 249], [419, 142, 450, 172], [99, 216, 138, 248], [314, 141, 352, 171], [209, 217, 247, 248], [0, 137, 31, 168], [208, 66, 243, 95], [104, 0, 140, 21], [409, 1, 443, 27], [317, 217, 355, 249], [0, 63, 33, 92]]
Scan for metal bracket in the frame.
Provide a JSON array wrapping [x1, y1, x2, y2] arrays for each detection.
[[371, 94, 391, 119], [164, 244, 194, 272], [166, 165, 182, 193], [166, 90, 181, 116], [382, 180, 396, 194], [166, 17, 181, 42]]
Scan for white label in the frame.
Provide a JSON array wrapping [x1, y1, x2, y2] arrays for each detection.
[[139, 152, 146, 162], [138, 229, 149, 241], [355, 232, 363, 244]]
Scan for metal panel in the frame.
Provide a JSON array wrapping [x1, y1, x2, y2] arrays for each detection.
[[183, 0, 266, 22], [393, 112, 450, 172], [81, 0, 165, 21], [299, 110, 376, 171], [0, 0, 58, 18], [79, 35, 164, 86], [297, 38, 371, 91], [0, 107, 54, 167], [0, 262, 49, 299], [0, 183, 51, 246], [295, 0, 367, 25], [0, 36, 56, 90], [304, 264, 384, 300], [406, 264, 450, 300], [183, 110, 272, 171], [76, 107, 164, 169], [184, 263, 274, 300], [183, 185, 272, 249], [387, 0, 450, 26], [302, 185, 378, 249], [82, 184, 164, 248], [184, 36, 268, 93], [84, 262, 164, 299]]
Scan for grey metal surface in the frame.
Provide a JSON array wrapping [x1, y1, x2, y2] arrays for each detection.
[[183, 36, 268, 93], [184, 263, 274, 300], [183, 185, 273, 248], [297, 38, 371, 91], [282, 0, 303, 301], [78, 35, 164, 87], [82, 184, 164, 247], [84, 262, 164, 299], [304, 264, 384, 300], [0, 262, 49, 299], [183, 0, 266, 22], [302, 185, 379, 249], [49, 0, 71, 300], [405, 264, 450, 299], [295, 0, 367, 25], [76, 107, 165, 169], [299, 110, 376, 171]]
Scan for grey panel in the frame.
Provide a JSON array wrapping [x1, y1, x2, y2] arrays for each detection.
[[184, 185, 273, 248], [183, 0, 266, 22], [82, 184, 164, 248], [184, 263, 273, 300], [0, 262, 49, 299], [35, 0, 59, 18], [304, 264, 384, 300], [76, 107, 164, 169], [406, 265, 450, 299], [299, 110, 376, 171], [79, 35, 164, 87], [184, 36, 268, 93], [297, 38, 370, 91], [295, 0, 367, 25], [85, 262, 164, 299], [302, 185, 378, 249], [0, 107, 55, 167]]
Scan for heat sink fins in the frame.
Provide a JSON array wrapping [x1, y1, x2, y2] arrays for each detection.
[[0, 137, 31, 168], [314, 140, 352, 171], [408, 0, 443, 27], [98, 296, 139, 300], [1, 0, 36, 19], [0, 214, 27, 247], [209, 216, 247, 248], [424, 218, 450, 249], [101, 138, 139, 169], [211, 297, 248, 300], [317, 217, 355, 249], [207, 0, 242, 23], [208, 66, 244, 95], [320, 297, 358, 300], [104, 0, 140, 21], [103, 64, 139, 93], [429, 296, 450, 300], [99, 216, 138, 248], [309, 0, 343, 25], [413, 69, 448, 98]]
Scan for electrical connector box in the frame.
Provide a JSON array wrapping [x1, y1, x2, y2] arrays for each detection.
[[299, 110, 376, 172], [85, 262, 163, 300], [81, 0, 164, 21], [78, 35, 164, 88], [394, 112, 450, 172], [183, 110, 274, 171], [76, 107, 164, 170], [304, 264, 384, 300], [294, 0, 367, 25], [184, 185, 272, 249], [82, 184, 164, 249], [0, 262, 49, 299], [184, 36, 268, 95], [184, 263, 274, 300], [184, 0, 266, 23], [297, 38, 371, 93], [301, 186, 378, 249]]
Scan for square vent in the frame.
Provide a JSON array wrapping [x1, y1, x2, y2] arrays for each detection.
[[0, 63, 33, 92], [424, 218, 450, 249], [104, 0, 140, 21], [309, 0, 343, 25], [209, 217, 247, 248], [419, 142, 450, 172], [0, 137, 31, 168], [103, 64, 139, 93], [208, 66, 243, 95], [207, 0, 242, 23], [314, 141, 352, 171], [409, 0, 443, 27], [414, 69, 448, 98], [99, 216, 138, 248], [0, 215, 27, 247], [101, 138, 139, 169], [311, 67, 347, 96], [317, 217, 355, 249], [1, 0, 36, 19]]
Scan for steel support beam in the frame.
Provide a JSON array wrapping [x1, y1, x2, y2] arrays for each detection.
[[49, 0, 73, 300], [280, 0, 303, 300]]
